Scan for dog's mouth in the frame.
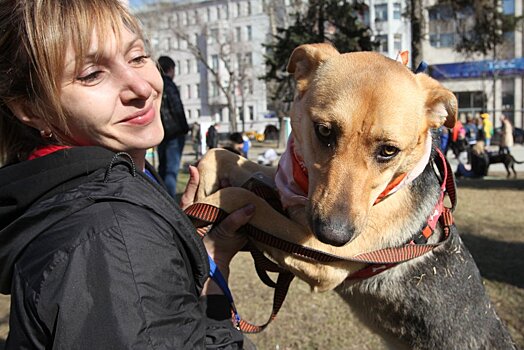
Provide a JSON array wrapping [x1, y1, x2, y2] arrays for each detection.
[[309, 212, 357, 247]]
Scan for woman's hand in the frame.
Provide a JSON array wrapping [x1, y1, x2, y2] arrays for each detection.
[[180, 165, 200, 210], [180, 165, 256, 294], [202, 203, 255, 295]]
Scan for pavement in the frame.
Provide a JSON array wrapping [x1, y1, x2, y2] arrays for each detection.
[[172, 141, 524, 179]]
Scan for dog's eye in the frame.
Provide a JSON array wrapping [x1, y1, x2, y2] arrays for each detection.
[[314, 123, 335, 147], [377, 145, 399, 161]]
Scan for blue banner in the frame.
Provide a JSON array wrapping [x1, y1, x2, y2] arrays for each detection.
[[429, 58, 524, 80]]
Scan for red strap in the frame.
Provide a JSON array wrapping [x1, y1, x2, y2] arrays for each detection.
[[28, 145, 71, 160]]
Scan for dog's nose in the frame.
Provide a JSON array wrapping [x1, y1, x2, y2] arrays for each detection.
[[311, 215, 355, 246]]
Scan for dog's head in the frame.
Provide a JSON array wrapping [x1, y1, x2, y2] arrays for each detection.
[[287, 43, 457, 247]]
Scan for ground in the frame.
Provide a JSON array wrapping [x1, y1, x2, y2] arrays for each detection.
[[1, 167, 522, 349]]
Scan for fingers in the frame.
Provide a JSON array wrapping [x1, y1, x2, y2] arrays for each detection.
[[180, 165, 200, 210], [204, 204, 256, 270], [214, 204, 255, 236]]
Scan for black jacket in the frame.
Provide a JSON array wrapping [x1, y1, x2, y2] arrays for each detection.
[[161, 74, 189, 140], [0, 147, 243, 349]]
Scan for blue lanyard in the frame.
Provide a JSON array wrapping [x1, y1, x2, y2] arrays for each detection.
[[208, 255, 241, 328]]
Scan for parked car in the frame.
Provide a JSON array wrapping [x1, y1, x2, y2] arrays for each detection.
[[490, 127, 524, 145]]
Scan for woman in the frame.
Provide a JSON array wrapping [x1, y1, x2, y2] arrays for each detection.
[[0, 0, 253, 348], [499, 115, 514, 154]]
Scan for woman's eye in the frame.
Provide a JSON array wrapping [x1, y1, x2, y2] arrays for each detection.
[[377, 145, 400, 161], [130, 55, 151, 65], [76, 71, 103, 84]]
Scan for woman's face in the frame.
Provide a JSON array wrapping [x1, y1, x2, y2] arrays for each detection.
[[60, 27, 164, 164]]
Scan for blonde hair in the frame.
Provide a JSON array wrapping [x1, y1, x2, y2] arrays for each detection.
[[0, 0, 145, 164]]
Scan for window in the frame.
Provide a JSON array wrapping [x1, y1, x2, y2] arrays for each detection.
[[245, 52, 253, 66], [503, 0, 515, 14], [211, 55, 219, 71], [175, 61, 181, 76], [169, 37, 178, 50], [393, 3, 401, 20], [375, 4, 387, 22], [217, 6, 221, 20], [247, 79, 253, 95], [429, 33, 455, 48], [246, 25, 252, 41], [237, 107, 243, 122], [247, 1, 252, 15], [456, 91, 486, 111], [196, 83, 200, 98], [237, 3, 241, 17], [211, 81, 219, 97], [393, 34, 402, 51], [428, 5, 453, 21], [235, 27, 241, 41], [210, 28, 219, 44], [207, 8, 211, 21], [248, 106, 254, 121], [187, 109, 192, 120], [376, 35, 388, 52], [236, 53, 243, 69], [197, 109, 201, 118], [187, 84, 191, 99]]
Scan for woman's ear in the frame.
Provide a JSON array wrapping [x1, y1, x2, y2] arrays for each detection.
[[7, 101, 48, 132]]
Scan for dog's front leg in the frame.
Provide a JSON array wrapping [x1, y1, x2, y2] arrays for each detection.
[[196, 148, 276, 201]]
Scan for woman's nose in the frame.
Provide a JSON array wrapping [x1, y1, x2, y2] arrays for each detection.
[[119, 67, 153, 102]]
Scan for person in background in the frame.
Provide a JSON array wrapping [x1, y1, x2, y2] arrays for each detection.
[[0, 1, 253, 348], [448, 118, 467, 159], [438, 126, 449, 154], [464, 115, 478, 164], [157, 56, 189, 197], [480, 113, 494, 147], [191, 121, 201, 160], [455, 141, 490, 179], [242, 133, 252, 159], [223, 132, 244, 155], [499, 115, 514, 155], [464, 115, 478, 147], [206, 123, 219, 150]]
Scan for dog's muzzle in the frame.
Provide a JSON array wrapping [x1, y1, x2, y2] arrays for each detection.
[[311, 214, 356, 246]]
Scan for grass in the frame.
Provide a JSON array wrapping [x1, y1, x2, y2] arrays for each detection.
[[1, 172, 523, 349]]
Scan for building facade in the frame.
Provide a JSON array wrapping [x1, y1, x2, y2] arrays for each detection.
[[136, 0, 280, 134], [134, 0, 412, 134], [421, 0, 523, 129], [367, 0, 413, 63]]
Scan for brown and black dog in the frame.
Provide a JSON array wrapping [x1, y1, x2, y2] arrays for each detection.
[[193, 44, 516, 349]]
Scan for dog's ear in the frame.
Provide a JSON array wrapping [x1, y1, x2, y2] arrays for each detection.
[[416, 73, 458, 129], [287, 43, 340, 97]]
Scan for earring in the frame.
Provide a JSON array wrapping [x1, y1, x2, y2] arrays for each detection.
[[40, 129, 53, 138]]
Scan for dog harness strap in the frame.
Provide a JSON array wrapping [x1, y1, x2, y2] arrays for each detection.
[[208, 255, 241, 328], [184, 203, 296, 334]]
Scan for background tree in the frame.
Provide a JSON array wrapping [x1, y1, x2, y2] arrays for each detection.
[[262, 0, 377, 118]]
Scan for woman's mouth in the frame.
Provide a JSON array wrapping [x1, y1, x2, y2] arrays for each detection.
[[120, 106, 156, 126]]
